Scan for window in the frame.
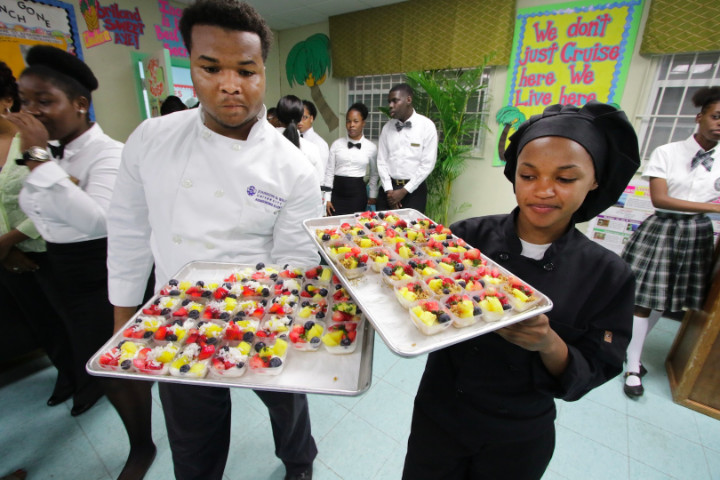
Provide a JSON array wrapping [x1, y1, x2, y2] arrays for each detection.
[[346, 70, 491, 151], [637, 52, 720, 162]]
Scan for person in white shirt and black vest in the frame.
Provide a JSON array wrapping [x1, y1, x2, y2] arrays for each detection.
[[376, 83, 438, 213]]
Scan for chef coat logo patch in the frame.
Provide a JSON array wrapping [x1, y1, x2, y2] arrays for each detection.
[[247, 186, 257, 196], [251, 188, 286, 209], [714, 178, 720, 192]]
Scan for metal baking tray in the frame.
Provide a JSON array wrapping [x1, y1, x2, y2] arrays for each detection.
[[304, 209, 553, 357], [87, 262, 373, 396]]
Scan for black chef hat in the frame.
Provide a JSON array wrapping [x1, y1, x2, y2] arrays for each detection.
[[24, 45, 97, 101], [503, 101, 640, 222]]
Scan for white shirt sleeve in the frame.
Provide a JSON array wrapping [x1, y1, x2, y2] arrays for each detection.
[[376, 123, 392, 192], [107, 123, 155, 307], [405, 120, 438, 194], [323, 140, 338, 190], [367, 141, 379, 198]]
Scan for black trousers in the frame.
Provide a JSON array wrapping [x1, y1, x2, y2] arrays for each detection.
[[0, 251, 74, 383], [402, 405, 555, 480], [376, 179, 428, 213], [331, 175, 367, 215], [159, 382, 317, 480]]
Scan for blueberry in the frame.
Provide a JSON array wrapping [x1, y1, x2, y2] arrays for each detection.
[[283, 264, 290, 269], [221, 346, 229, 352], [236, 311, 246, 318], [304, 321, 315, 330], [243, 332, 255, 342], [269, 357, 283, 368], [182, 299, 191, 306], [291, 289, 299, 295], [472, 307, 482, 316], [334, 284, 342, 290], [153, 298, 161, 305], [179, 364, 190, 373], [310, 337, 320, 344], [219, 312, 230, 320], [118, 340, 127, 347], [410, 220, 417, 225], [458, 281, 466, 288], [143, 331, 153, 338], [378, 212, 385, 219], [121, 359, 132, 369], [189, 310, 200, 319], [455, 263, 464, 271], [270, 273, 278, 280], [261, 288, 270, 297], [228, 294, 238, 299], [382, 266, 392, 275], [207, 337, 218, 345], [322, 233, 331, 241], [316, 311, 325, 319], [357, 262, 366, 268], [201, 290, 211, 297], [479, 279, 485, 287], [442, 288, 450, 295], [442, 241, 449, 247], [174, 319, 183, 326], [319, 288, 328, 297], [134, 318, 142, 323], [438, 313, 451, 323], [161, 308, 171, 315], [260, 299, 267, 306], [357, 308, 362, 314], [472, 295, 481, 302], [276, 279, 284, 285], [256, 262, 265, 270], [236, 362, 245, 369], [167, 333, 178, 341], [169, 279, 179, 286], [502, 304, 512, 310], [196, 281, 205, 287], [255, 342, 266, 352], [301, 301, 310, 307], [408, 260, 417, 268], [288, 301, 296, 307], [340, 338, 351, 346], [198, 321, 207, 327]]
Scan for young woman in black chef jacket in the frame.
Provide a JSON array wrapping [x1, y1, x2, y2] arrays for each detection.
[[402, 101, 640, 480]]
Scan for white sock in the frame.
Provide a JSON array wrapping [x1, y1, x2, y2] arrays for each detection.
[[625, 311, 662, 386]]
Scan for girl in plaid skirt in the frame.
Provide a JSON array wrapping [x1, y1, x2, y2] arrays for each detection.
[[621, 86, 720, 398]]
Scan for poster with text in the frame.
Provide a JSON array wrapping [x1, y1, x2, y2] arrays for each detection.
[[0, 0, 82, 77], [494, 0, 644, 166]]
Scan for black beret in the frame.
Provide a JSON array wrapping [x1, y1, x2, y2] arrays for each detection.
[[25, 45, 98, 92], [504, 101, 641, 222]]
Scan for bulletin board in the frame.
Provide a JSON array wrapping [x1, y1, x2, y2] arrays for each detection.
[[0, 0, 83, 78], [494, 0, 644, 166]]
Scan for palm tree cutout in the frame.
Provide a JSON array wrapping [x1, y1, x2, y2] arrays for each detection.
[[286, 33, 339, 132], [495, 105, 526, 162]]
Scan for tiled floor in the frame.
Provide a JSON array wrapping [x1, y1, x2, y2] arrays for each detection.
[[1, 316, 719, 480]]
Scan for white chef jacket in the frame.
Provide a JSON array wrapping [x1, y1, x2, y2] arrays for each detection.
[[302, 126, 329, 174], [376, 110, 438, 194], [19, 123, 122, 243], [276, 126, 324, 185], [642, 135, 720, 214], [323, 136, 379, 198], [107, 106, 321, 307]]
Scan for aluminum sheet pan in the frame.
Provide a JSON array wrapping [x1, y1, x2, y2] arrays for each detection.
[[304, 209, 553, 357], [87, 262, 373, 396]]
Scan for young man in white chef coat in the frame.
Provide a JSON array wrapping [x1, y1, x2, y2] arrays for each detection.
[[106, 1, 319, 479]]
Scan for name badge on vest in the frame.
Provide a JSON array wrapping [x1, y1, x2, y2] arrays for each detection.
[[410, 143, 420, 147]]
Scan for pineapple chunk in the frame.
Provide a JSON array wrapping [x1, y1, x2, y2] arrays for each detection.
[[512, 288, 529, 302]]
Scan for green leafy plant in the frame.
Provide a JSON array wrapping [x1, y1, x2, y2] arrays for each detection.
[[403, 63, 490, 225]]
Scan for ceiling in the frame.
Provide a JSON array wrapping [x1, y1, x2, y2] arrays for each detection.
[[173, 0, 407, 31]]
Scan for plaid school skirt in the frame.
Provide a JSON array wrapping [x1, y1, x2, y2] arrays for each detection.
[[621, 211, 714, 311]]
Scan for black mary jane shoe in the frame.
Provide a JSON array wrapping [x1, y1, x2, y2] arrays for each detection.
[[639, 363, 648, 377], [623, 372, 644, 398], [284, 466, 312, 480], [47, 377, 75, 407]]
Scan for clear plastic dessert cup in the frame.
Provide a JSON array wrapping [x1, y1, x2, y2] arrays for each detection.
[[329, 301, 363, 323], [141, 296, 182, 316], [295, 299, 330, 322], [288, 319, 326, 351], [132, 343, 179, 375], [409, 300, 453, 335], [98, 340, 144, 372], [381, 260, 416, 287], [475, 288, 512, 322], [169, 343, 211, 378], [366, 246, 396, 273], [249, 336, 289, 375], [321, 321, 360, 354], [394, 280, 433, 309], [222, 317, 260, 344], [303, 265, 334, 284], [443, 293, 483, 328], [425, 275, 464, 297], [209, 342, 251, 378], [503, 279, 542, 312], [152, 318, 195, 345], [122, 315, 165, 342]]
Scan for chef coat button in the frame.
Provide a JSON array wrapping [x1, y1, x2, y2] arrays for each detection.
[[202, 131, 211, 139], [499, 253, 509, 261], [543, 262, 554, 271], [457, 388, 464, 394], [205, 242, 215, 249], [182, 179, 193, 188], [214, 189, 224, 198], [173, 235, 182, 244], [232, 144, 241, 151]]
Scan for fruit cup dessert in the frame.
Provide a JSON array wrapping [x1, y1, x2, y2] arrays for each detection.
[[394, 241, 420, 260], [202, 298, 238, 321], [236, 279, 272, 299], [437, 254, 466, 274], [381, 213, 406, 229], [186, 320, 225, 348], [428, 223, 453, 241], [380, 226, 405, 246], [153, 318, 195, 344], [426, 276, 464, 296], [133, 343, 179, 375], [331, 284, 352, 303], [444, 293, 483, 328], [478, 266, 507, 287], [352, 234, 382, 250], [321, 321, 360, 354], [410, 218, 436, 231], [356, 210, 378, 224], [223, 317, 260, 344], [455, 271, 485, 293], [382, 260, 415, 287], [394, 281, 433, 309], [123, 315, 164, 341], [409, 258, 440, 278], [273, 278, 302, 296], [475, 287, 512, 322], [235, 299, 267, 319], [267, 294, 298, 316], [330, 301, 362, 323], [409, 300, 453, 335], [444, 238, 469, 254], [304, 265, 334, 284], [404, 228, 429, 244], [296, 299, 329, 322], [182, 281, 214, 303], [158, 278, 192, 297], [503, 277, 541, 312], [461, 249, 486, 270], [325, 241, 354, 261], [300, 282, 330, 302], [367, 246, 395, 273], [335, 247, 369, 280], [172, 300, 205, 320], [288, 320, 325, 351], [422, 238, 446, 258], [169, 343, 211, 378], [249, 336, 289, 375], [247, 263, 280, 282], [141, 296, 181, 316], [209, 342, 251, 378], [316, 227, 342, 243], [98, 340, 143, 371], [278, 265, 304, 280], [259, 315, 294, 340], [339, 222, 366, 237]]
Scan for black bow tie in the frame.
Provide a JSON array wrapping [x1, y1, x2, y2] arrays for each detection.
[[691, 149, 715, 171], [395, 120, 412, 132], [48, 143, 64, 159], [348, 142, 361, 149]]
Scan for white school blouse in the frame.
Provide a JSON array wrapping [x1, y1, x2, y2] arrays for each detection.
[[323, 136, 379, 198]]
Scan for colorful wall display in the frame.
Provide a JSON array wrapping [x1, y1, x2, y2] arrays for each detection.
[[96, 2, 144, 49], [154, 0, 186, 58], [79, 0, 111, 48], [494, 0, 644, 166], [0, 0, 82, 76]]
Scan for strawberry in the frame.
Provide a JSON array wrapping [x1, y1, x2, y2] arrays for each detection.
[[213, 287, 228, 300], [332, 311, 347, 323], [154, 325, 168, 340], [347, 330, 357, 342], [249, 355, 267, 369], [173, 307, 188, 317], [198, 344, 215, 360], [304, 266, 319, 279], [212, 358, 224, 370], [142, 304, 162, 315]]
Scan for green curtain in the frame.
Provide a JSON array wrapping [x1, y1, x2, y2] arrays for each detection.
[[328, 0, 514, 78], [640, 0, 720, 55]]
